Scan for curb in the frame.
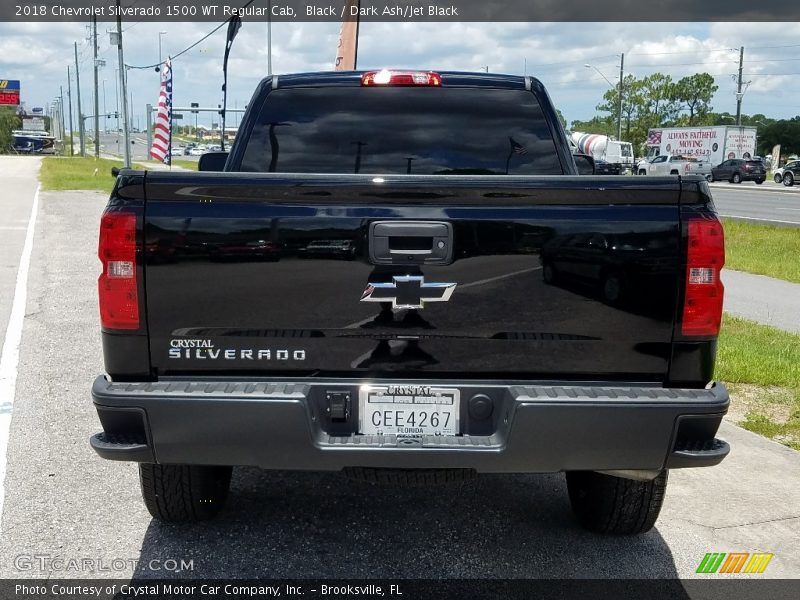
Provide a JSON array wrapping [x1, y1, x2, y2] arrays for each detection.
[[709, 182, 799, 194]]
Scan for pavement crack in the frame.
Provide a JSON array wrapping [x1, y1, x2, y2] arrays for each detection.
[[711, 515, 800, 531]]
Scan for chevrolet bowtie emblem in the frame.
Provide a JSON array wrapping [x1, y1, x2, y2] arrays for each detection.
[[360, 275, 456, 309]]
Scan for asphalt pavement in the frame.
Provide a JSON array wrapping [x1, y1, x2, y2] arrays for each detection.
[[0, 158, 797, 583], [722, 270, 800, 334], [709, 181, 800, 226]]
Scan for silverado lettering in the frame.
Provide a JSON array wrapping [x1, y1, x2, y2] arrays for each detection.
[[91, 70, 729, 534]]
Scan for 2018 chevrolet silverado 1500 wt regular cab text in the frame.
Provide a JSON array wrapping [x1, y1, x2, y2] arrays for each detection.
[[91, 70, 729, 534]]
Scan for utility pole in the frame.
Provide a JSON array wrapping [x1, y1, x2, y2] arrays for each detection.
[[267, 0, 272, 75], [617, 53, 624, 141], [735, 46, 744, 126], [59, 86, 66, 149], [114, 0, 131, 168], [67, 66, 74, 156], [93, 15, 100, 157], [74, 42, 85, 156]]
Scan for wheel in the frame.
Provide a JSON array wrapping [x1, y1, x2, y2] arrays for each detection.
[[139, 464, 232, 522], [601, 272, 623, 304], [669, 170, 679, 176], [774, 173, 783, 183], [705, 174, 713, 182], [638, 169, 647, 176], [542, 262, 557, 284], [731, 172, 742, 184], [566, 470, 668, 534], [784, 172, 794, 187], [755, 179, 764, 185]]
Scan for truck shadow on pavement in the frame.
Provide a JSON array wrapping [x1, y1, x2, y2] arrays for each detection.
[[132, 467, 686, 585]]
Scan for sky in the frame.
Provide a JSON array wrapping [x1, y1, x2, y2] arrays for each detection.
[[1, 20, 799, 133]]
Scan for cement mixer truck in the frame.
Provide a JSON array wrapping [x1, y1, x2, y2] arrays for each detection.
[[570, 132, 635, 174]]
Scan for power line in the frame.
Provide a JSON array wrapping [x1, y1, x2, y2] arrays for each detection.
[[126, 0, 256, 69]]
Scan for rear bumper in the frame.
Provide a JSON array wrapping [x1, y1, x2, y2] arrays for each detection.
[[90, 376, 730, 473]]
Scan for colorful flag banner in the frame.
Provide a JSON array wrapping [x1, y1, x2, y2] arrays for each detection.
[[150, 58, 173, 164]]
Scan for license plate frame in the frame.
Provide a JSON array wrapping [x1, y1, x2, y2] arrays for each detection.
[[358, 384, 460, 437]]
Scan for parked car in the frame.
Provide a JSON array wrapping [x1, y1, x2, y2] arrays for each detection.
[[643, 155, 712, 180], [781, 161, 800, 186], [773, 159, 800, 184], [710, 159, 766, 184], [189, 146, 205, 156]]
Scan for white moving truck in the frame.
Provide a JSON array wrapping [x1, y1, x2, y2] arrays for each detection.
[[638, 126, 757, 174]]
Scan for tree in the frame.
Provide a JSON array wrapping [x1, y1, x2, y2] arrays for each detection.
[[672, 73, 718, 125], [756, 117, 800, 156], [0, 106, 22, 152], [555, 109, 567, 130], [638, 73, 680, 128], [596, 74, 644, 140], [569, 115, 615, 137]]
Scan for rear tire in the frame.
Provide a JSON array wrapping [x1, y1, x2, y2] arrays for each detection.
[[774, 173, 783, 183], [705, 174, 713, 182], [784, 173, 795, 187], [755, 179, 764, 185], [638, 169, 647, 176], [139, 464, 232, 522], [731, 172, 742, 184], [566, 470, 668, 534]]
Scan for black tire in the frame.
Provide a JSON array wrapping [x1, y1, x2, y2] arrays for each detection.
[[566, 470, 668, 535], [669, 170, 679, 176], [638, 169, 647, 176], [705, 174, 713, 182], [774, 173, 783, 184], [755, 179, 764, 185], [542, 262, 557, 284], [784, 172, 794, 187], [343, 467, 476, 487], [731, 172, 742, 184], [139, 464, 232, 522]]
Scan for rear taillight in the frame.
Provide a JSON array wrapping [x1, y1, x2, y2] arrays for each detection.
[[361, 70, 442, 86], [98, 211, 139, 330], [682, 216, 725, 336]]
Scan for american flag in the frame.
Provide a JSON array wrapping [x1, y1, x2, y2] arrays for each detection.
[[509, 137, 527, 155], [150, 58, 173, 165], [647, 129, 662, 145]]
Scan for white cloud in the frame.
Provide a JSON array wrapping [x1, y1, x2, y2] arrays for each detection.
[[2, 21, 798, 129]]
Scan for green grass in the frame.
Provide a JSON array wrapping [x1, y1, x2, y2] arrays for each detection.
[[723, 219, 800, 284], [169, 159, 198, 171], [717, 315, 800, 449], [40, 156, 123, 192]]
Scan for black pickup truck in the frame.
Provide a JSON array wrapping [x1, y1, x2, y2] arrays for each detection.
[[92, 70, 729, 534]]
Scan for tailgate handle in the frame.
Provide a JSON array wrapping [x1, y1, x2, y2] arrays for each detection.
[[369, 221, 453, 265]]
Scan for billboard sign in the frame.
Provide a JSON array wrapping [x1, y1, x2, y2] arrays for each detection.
[[23, 117, 46, 132], [0, 79, 21, 105]]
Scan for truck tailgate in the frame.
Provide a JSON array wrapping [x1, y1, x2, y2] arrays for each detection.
[[142, 173, 686, 381]]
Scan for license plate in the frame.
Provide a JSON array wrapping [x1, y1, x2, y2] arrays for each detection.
[[358, 385, 460, 437]]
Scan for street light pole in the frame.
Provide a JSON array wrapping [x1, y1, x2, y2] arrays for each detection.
[[617, 53, 624, 141], [158, 31, 167, 66], [114, 0, 131, 167], [585, 62, 622, 139]]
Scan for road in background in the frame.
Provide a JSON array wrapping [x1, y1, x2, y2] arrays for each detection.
[[709, 183, 799, 226]]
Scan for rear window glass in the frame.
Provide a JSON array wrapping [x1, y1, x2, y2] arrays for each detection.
[[240, 87, 562, 175]]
